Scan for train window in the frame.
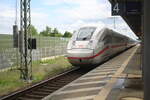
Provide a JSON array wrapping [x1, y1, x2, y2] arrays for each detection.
[[76, 27, 96, 41]]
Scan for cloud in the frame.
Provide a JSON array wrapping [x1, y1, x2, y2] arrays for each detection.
[[0, 0, 137, 39], [0, 4, 16, 34], [45, 0, 111, 20], [43, 0, 65, 6], [0, 0, 111, 34], [51, 20, 106, 34], [40, 0, 112, 34], [0, 10, 15, 18], [31, 11, 50, 32]]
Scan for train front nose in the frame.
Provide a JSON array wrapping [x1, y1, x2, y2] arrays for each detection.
[[67, 49, 94, 66]]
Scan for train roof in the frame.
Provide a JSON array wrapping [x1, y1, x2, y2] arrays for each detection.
[[76, 24, 135, 41]]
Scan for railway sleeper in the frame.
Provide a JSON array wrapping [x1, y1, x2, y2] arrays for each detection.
[[30, 91, 50, 96], [43, 86, 60, 90], [48, 82, 68, 86], [46, 83, 65, 87], [18, 97, 39, 100], [37, 89, 54, 93], [23, 94, 44, 99], [52, 79, 73, 83], [57, 78, 78, 82]]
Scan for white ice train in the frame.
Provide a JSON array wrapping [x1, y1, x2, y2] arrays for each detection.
[[66, 25, 135, 66]]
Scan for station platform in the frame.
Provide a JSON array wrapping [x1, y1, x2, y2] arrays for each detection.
[[43, 45, 143, 100]]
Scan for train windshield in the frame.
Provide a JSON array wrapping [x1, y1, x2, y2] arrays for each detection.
[[76, 27, 96, 41]]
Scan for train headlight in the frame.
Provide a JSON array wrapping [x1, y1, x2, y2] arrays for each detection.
[[87, 40, 93, 49], [67, 40, 76, 49], [72, 41, 76, 45], [71, 40, 76, 48]]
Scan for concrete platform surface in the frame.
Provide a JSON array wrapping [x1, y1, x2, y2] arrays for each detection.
[[43, 45, 142, 100], [106, 45, 143, 100]]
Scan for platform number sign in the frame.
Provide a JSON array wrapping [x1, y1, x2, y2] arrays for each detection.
[[112, 2, 124, 16], [113, 3, 119, 14]]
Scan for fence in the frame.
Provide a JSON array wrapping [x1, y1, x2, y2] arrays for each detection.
[[0, 35, 70, 70]]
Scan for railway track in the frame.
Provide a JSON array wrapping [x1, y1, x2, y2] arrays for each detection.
[[1, 67, 94, 100]]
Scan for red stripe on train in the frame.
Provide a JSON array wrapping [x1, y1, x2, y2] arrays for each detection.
[[67, 43, 127, 60], [67, 47, 109, 60]]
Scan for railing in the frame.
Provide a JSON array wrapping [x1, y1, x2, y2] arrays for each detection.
[[0, 35, 70, 70]]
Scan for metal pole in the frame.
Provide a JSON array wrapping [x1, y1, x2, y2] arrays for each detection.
[[144, 0, 150, 99], [20, 0, 24, 79], [20, 0, 32, 81], [24, 0, 28, 80]]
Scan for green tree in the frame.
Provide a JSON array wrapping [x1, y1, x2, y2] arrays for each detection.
[[53, 28, 59, 34], [30, 25, 38, 36], [40, 30, 47, 36], [45, 26, 52, 34], [40, 26, 52, 36], [51, 28, 62, 37], [55, 33, 63, 37], [40, 27, 63, 37], [63, 31, 72, 37]]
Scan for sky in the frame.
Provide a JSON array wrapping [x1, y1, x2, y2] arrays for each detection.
[[0, 0, 138, 39]]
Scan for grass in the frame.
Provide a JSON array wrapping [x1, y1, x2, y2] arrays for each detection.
[[0, 56, 72, 96]]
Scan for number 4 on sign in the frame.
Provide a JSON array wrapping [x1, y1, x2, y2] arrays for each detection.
[[113, 3, 120, 13]]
